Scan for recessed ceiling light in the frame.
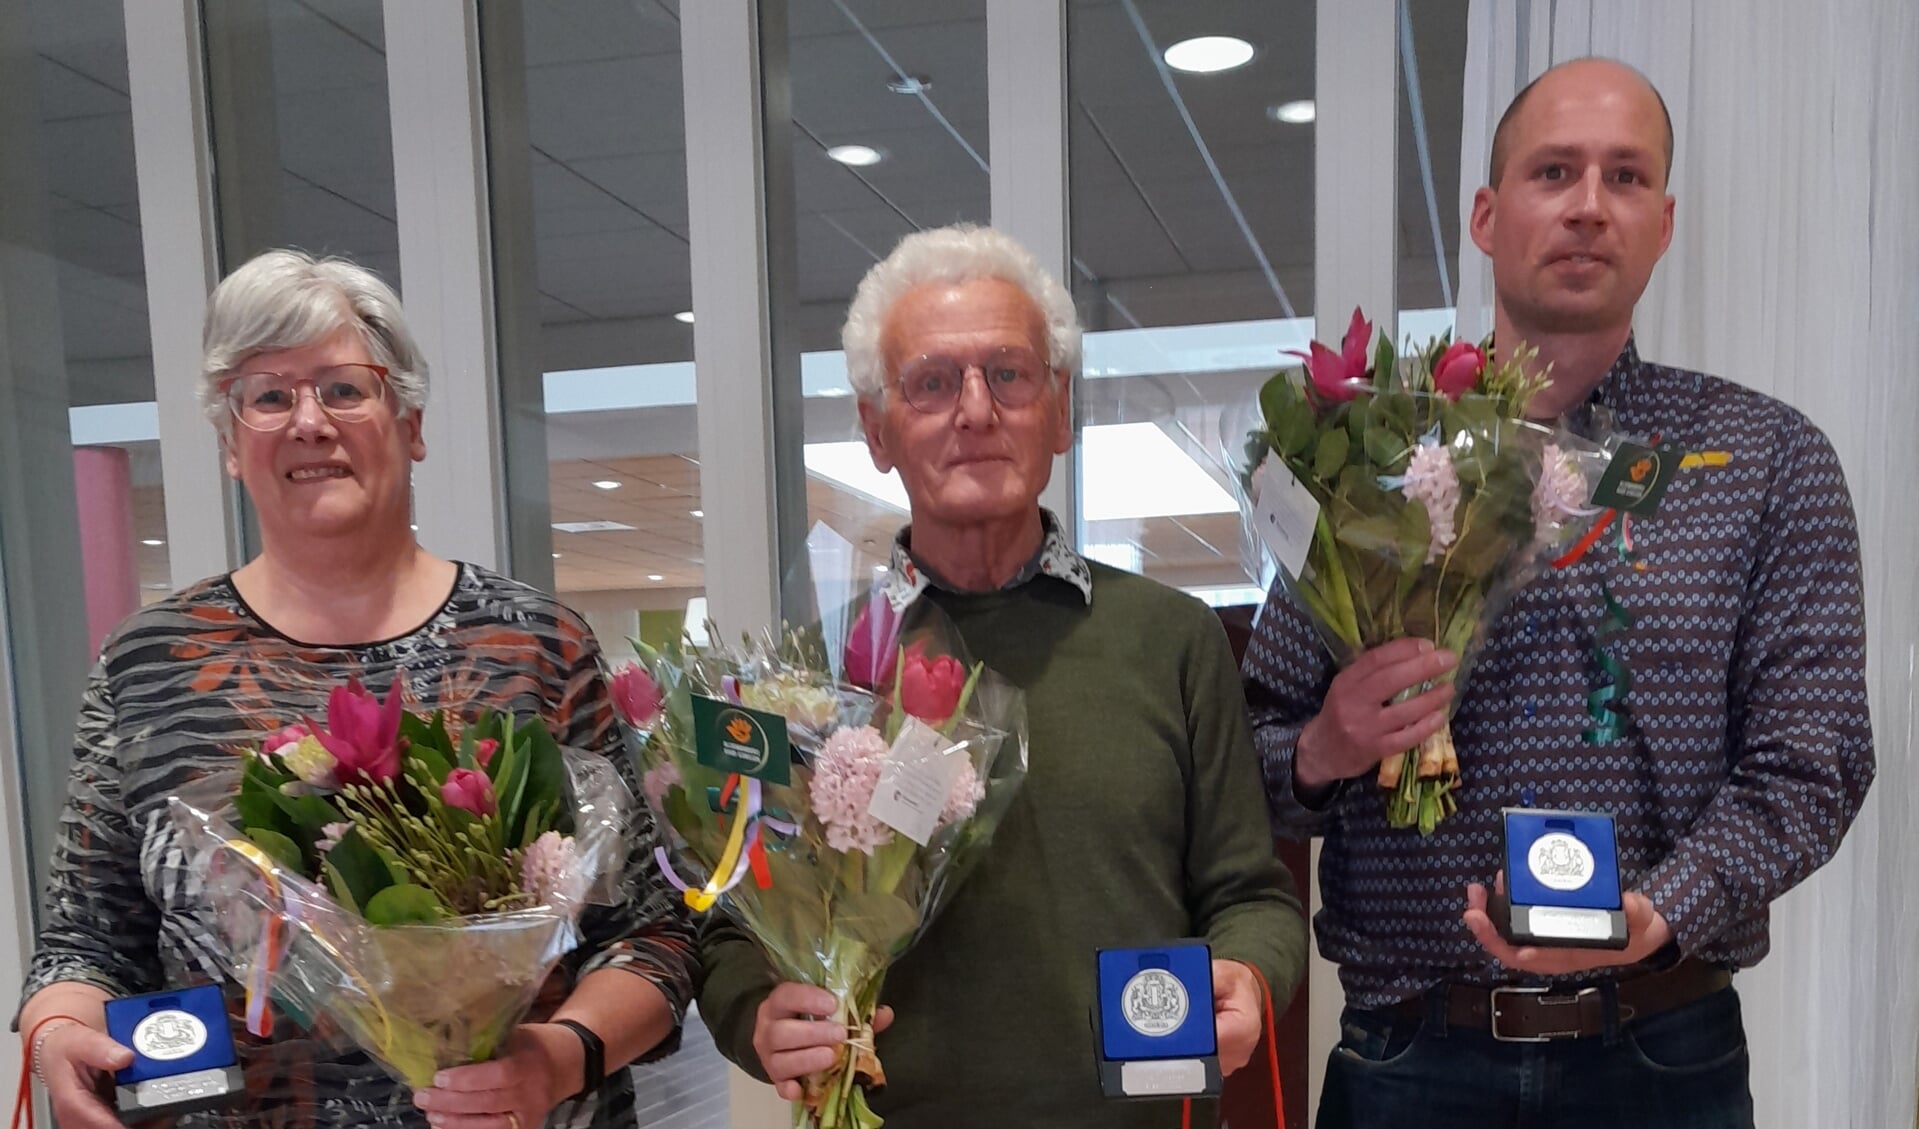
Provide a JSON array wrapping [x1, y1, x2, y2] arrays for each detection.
[[410, 524, 418, 531], [886, 73, 931, 95], [1270, 99, 1316, 124], [552, 552, 562, 559], [673, 310, 695, 324], [1163, 36, 1255, 74], [826, 144, 883, 167], [592, 479, 622, 490], [689, 509, 704, 518], [141, 538, 165, 546], [647, 574, 665, 582]]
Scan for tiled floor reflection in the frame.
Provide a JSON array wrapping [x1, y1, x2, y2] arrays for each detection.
[[631, 1006, 733, 1129]]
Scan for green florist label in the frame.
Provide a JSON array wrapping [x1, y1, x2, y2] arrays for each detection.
[[692, 696, 791, 785], [1590, 441, 1679, 516]]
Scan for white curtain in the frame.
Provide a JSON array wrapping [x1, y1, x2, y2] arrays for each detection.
[[1458, 2, 1919, 1126]]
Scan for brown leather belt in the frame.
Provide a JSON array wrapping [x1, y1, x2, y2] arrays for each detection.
[[1389, 959, 1733, 1042]]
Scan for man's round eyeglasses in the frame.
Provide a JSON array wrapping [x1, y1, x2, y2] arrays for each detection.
[[225, 364, 391, 432], [896, 348, 1050, 414]]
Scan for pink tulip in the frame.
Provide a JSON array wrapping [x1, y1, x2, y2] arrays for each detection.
[[307, 678, 404, 788], [1339, 306, 1373, 377], [1288, 307, 1374, 403], [1432, 340, 1487, 400], [899, 646, 968, 726], [474, 738, 499, 768], [440, 768, 496, 817], [609, 664, 663, 727], [262, 724, 309, 756], [842, 597, 905, 690]]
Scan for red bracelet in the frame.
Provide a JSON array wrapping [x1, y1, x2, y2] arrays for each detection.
[[23, 1015, 90, 1081], [13, 1014, 93, 1129]]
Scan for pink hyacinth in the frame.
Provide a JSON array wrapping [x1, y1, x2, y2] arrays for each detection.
[[521, 830, 580, 906], [1532, 443, 1593, 545], [808, 725, 895, 855], [939, 756, 985, 828], [641, 759, 683, 814], [1402, 442, 1460, 562]]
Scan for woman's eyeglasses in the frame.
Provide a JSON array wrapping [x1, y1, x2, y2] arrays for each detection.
[[225, 364, 391, 432]]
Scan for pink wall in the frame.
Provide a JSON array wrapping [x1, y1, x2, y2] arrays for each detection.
[[73, 446, 138, 654]]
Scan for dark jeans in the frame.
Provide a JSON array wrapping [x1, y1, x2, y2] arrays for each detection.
[[1317, 986, 1754, 1129]]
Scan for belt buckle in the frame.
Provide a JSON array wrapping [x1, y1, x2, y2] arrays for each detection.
[[1489, 986, 1598, 1043]]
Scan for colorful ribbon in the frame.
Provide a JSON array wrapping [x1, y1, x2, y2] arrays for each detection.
[[1585, 568, 1635, 744], [1555, 496, 1645, 744], [223, 838, 288, 1037], [1555, 415, 1665, 748], [653, 774, 797, 913]]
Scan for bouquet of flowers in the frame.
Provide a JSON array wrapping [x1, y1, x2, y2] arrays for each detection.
[[609, 528, 1027, 1129], [172, 677, 631, 1088], [1243, 310, 1608, 833]]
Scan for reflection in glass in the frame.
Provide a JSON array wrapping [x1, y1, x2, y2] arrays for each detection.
[[206, 0, 402, 279], [787, 0, 993, 561], [1066, 0, 1315, 595], [1, 0, 169, 897], [1396, 0, 1469, 325], [501, 2, 703, 656]]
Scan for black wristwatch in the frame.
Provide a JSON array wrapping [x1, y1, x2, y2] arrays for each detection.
[[551, 1019, 605, 1102]]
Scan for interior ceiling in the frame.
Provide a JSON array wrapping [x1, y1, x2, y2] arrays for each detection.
[[37, 0, 1469, 598]]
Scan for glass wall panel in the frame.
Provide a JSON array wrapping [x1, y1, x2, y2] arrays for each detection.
[[485, 5, 730, 1115], [787, 0, 991, 561], [1066, 0, 1315, 601], [205, 0, 402, 279], [201, 0, 400, 553], [1, 0, 165, 888], [1396, 0, 1469, 334], [490, 1, 705, 660]]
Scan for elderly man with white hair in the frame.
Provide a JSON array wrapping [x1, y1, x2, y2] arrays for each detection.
[[698, 224, 1307, 1127]]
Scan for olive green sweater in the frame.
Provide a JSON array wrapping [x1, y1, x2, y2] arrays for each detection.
[[698, 563, 1307, 1127]]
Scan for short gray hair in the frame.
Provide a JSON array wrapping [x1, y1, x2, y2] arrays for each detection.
[[841, 224, 1081, 401], [199, 249, 429, 431]]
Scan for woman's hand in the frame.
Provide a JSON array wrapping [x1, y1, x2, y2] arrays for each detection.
[[34, 1021, 135, 1129], [411, 1025, 582, 1129]]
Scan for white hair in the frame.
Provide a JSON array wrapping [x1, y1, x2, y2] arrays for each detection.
[[198, 249, 429, 432], [841, 224, 1082, 401]]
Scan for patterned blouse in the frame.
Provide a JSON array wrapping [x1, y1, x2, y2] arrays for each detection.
[[19, 564, 697, 1127]]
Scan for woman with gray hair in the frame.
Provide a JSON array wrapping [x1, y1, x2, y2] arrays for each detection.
[[17, 250, 695, 1129]]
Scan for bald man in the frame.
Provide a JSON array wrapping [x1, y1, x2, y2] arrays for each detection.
[[1243, 58, 1872, 1128]]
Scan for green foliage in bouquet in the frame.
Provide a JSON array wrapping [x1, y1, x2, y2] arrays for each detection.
[[234, 680, 576, 925], [1248, 310, 1552, 833], [610, 597, 1025, 1129]]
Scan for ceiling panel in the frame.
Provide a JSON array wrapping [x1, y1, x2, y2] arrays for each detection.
[[521, 0, 680, 69], [526, 53, 685, 162], [30, 0, 131, 93], [264, 0, 387, 95], [788, 0, 986, 42]]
